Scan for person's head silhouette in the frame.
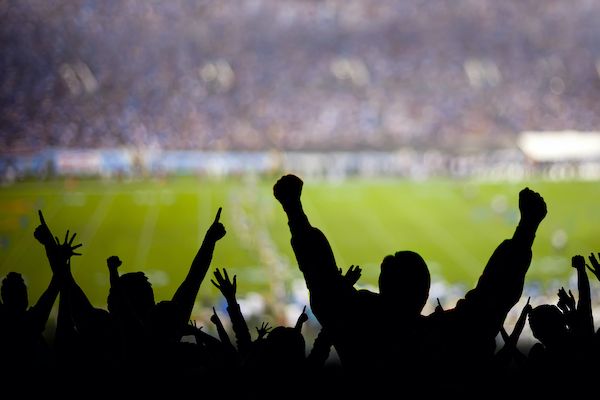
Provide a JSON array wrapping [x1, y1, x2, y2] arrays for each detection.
[[379, 251, 430, 315], [1, 272, 28, 313], [107, 271, 155, 317], [528, 304, 568, 348]]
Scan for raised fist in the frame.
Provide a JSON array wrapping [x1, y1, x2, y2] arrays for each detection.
[[518, 187, 547, 226], [107, 255, 122, 270], [571, 255, 585, 269], [273, 174, 303, 208]]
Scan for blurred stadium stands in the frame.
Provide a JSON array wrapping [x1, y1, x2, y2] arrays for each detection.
[[1, 0, 600, 160]]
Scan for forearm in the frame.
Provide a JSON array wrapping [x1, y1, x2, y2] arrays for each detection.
[[225, 300, 252, 354], [511, 219, 539, 249], [283, 202, 311, 237], [172, 238, 217, 320], [108, 266, 120, 288], [576, 266, 594, 336], [28, 276, 60, 332], [306, 328, 332, 369], [214, 321, 233, 348]]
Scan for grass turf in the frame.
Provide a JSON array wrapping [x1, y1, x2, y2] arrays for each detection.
[[1, 175, 598, 317]]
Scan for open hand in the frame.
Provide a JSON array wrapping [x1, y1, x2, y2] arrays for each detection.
[[256, 321, 272, 340], [587, 252, 600, 281], [211, 268, 237, 301]]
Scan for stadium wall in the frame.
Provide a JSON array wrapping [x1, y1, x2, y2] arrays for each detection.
[[1, 147, 600, 182]]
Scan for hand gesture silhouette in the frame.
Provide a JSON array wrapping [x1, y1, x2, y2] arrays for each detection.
[[518, 187, 547, 225], [586, 252, 600, 281], [557, 287, 576, 315], [33, 210, 54, 246], [295, 305, 308, 330], [341, 265, 362, 286], [206, 207, 226, 242], [106, 255, 122, 270], [54, 229, 83, 260], [273, 174, 303, 208], [210, 307, 222, 326], [256, 321, 272, 340], [571, 255, 586, 269], [211, 268, 236, 302]]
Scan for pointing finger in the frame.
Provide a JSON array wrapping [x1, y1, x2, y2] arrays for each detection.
[[214, 207, 222, 223]]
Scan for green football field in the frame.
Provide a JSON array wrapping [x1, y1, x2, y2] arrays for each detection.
[[1, 175, 599, 320]]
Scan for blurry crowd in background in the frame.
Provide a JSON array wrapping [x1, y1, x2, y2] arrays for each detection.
[[2, 0, 600, 154]]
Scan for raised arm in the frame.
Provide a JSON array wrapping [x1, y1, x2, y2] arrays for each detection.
[[172, 207, 226, 324], [273, 175, 340, 295], [586, 252, 600, 283], [33, 211, 104, 347], [571, 255, 594, 338], [29, 212, 67, 333], [209, 307, 233, 349], [461, 188, 547, 330], [511, 187, 547, 248], [495, 298, 531, 367], [211, 268, 251, 354]]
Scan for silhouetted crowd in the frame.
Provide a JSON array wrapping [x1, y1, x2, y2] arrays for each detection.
[[1, 174, 599, 399]]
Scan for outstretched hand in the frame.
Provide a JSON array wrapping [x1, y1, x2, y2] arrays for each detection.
[[256, 321, 272, 340], [557, 287, 576, 315], [211, 268, 237, 301], [273, 174, 303, 209], [54, 229, 83, 261], [586, 252, 600, 281], [206, 207, 226, 242], [518, 187, 547, 226], [342, 265, 362, 286]]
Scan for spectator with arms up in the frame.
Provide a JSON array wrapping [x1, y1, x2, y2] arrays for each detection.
[[273, 174, 547, 397]]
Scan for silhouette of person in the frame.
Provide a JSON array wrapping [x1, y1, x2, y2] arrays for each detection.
[[525, 254, 597, 397], [37, 207, 225, 393], [273, 174, 547, 397], [4, 211, 83, 393]]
